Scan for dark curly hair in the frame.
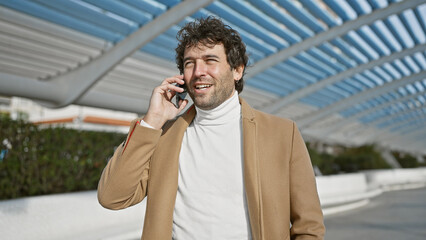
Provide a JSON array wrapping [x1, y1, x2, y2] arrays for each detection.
[[175, 16, 248, 93]]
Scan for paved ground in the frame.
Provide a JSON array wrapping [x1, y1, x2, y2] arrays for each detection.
[[324, 187, 426, 240]]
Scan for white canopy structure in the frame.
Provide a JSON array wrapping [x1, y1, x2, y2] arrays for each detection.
[[0, 0, 425, 154]]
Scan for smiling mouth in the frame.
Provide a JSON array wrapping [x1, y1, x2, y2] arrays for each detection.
[[195, 84, 212, 90]]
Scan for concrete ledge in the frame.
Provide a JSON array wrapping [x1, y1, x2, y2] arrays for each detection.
[[318, 167, 426, 216], [1, 168, 425, 239], [0, 191, 145, 240], [316, 173, 382, 210], [321, 189, 382, 208], [322, 199, 370, 216], [363, 168, 426, 191]]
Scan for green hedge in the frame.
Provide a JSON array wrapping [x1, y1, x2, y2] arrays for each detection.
[[0, 116, 126, 200], [392, 151, 426, 168], [307, 144, 393, 175], [333, 145, 392, 172]]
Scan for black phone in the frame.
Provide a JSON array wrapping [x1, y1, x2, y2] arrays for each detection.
[[175, 83, 187, 106]]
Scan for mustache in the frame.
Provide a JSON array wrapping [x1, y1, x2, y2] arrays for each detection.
[[189, 78, 213, 85]]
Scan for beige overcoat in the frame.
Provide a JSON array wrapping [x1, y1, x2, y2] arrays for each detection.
[[98, 97, 325, 240]]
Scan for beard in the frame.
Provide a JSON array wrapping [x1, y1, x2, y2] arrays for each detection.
[[187, 71, 235, 110]]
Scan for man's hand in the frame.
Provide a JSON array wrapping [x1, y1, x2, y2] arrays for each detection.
[[143, 75, 189, 129]]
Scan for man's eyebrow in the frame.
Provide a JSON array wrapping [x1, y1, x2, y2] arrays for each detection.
[[183, 54, 219, 63], [203, 54, 219, 59], [183, 57, 193, 63]]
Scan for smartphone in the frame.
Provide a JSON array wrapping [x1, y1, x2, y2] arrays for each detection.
[[175, 83, 187, 106]]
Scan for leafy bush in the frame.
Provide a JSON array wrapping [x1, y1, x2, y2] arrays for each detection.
[[307, 143, 394, 175], [333, 145, 391, 173], [307, 147, 339, 175], [392, 151, 426, 168], [0, 115, 126, 200]]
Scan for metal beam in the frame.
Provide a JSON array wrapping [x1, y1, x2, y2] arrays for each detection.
[[0, 0, 213, 108], [75, 89, 150, 114], [380, 124, 426, 151], [359, 109, 426, 144], [367, 107, 426, 132], [396, 130, 426, 149], [313, 91, 426, 138], [358, 113, 426, 148], [0, 73, 150, 114], [332, 99, 426, 140], [349, 127, 419, 154], [296, 70, 426, 128], [402, 138, 426, 154], [379, 114, 426, 139], [263, 44, 426, 114], [408, 133, 426, 153], [0, 73, 65, 102], [245, 0, 424, 80]]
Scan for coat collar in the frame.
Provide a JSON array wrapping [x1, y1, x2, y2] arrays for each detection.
[[240, 97, 256, 121]]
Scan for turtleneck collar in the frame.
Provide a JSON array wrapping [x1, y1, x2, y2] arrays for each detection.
[[194, 91, 241, 126]]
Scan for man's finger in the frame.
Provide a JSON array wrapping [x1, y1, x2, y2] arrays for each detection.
[[161, 75, 184, 86], [160, 83, 185, 94], [177, 99, 189, 112]]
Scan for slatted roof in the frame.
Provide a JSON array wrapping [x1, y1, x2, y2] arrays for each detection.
[[0, 0, 425, 154]]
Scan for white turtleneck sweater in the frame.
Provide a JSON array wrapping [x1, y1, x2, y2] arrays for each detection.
[[174, 92, 251, 239], [141, 92, 251, 239]]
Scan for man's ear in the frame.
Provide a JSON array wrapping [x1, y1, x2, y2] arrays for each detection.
[[233, 65, 244, 81]]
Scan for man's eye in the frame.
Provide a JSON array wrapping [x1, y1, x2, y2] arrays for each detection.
[[184, 61, 194, 67], [206, 59, 217, 63]]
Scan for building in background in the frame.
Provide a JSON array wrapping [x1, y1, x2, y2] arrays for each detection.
[[0, 96, 138, 133]]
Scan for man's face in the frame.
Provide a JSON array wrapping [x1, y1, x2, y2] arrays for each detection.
[[183, 43, 243, 110]]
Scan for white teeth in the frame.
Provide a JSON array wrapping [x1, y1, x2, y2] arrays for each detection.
[[196, 84, 212, 89]]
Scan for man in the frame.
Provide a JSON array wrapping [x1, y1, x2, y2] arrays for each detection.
[[98, 17, 325, 240]]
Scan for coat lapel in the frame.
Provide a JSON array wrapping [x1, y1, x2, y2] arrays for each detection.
[[240, 98, 263, 240], [142, 106, 196, 240]]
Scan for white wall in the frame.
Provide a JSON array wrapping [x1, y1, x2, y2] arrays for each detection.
[[0, 191, 145, 240], [1, 168, 426, 240], [316, 168, 426, 215]]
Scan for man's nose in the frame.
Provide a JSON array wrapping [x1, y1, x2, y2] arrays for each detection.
[[193, 60, 207, 78]]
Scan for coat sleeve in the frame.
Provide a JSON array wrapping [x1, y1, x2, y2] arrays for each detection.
[[97, 119, 162, 210], [289, 122, 326, 239]]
